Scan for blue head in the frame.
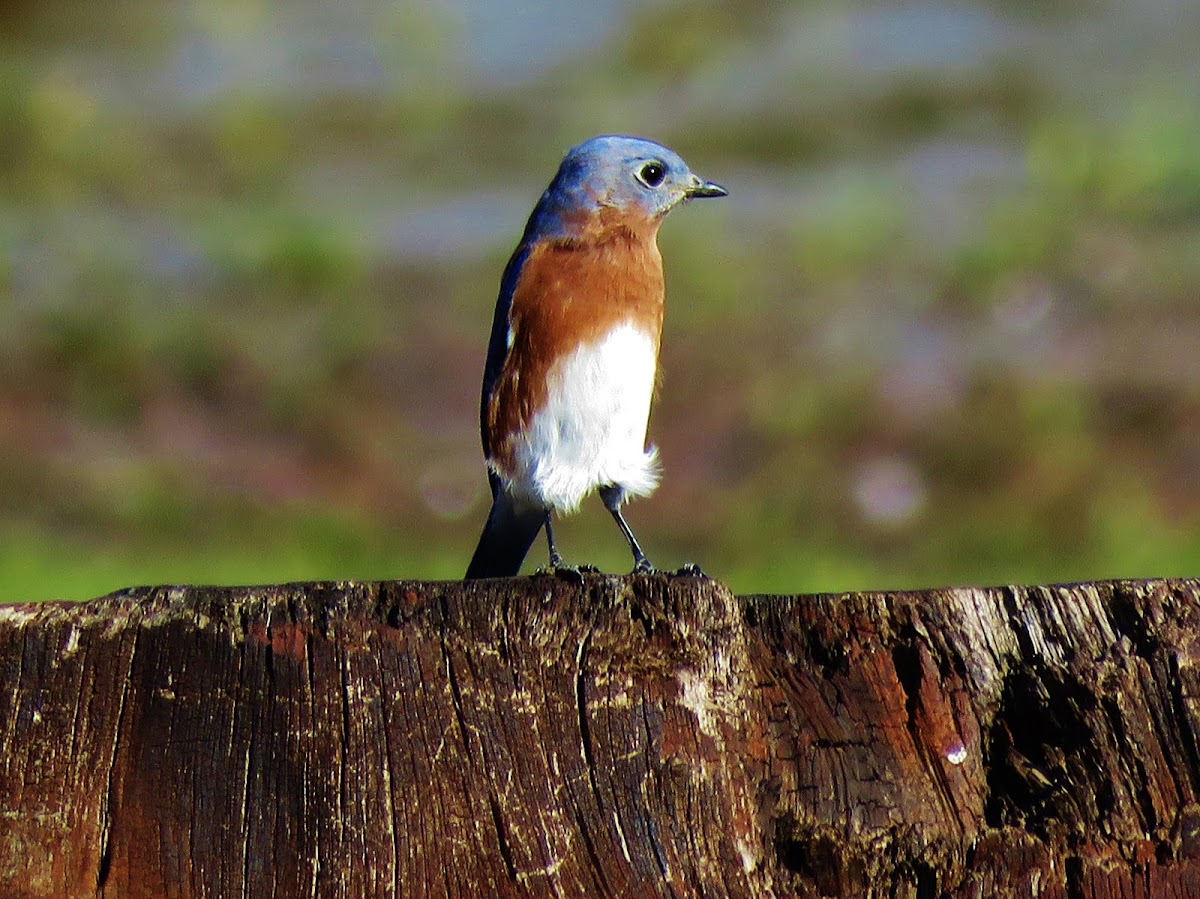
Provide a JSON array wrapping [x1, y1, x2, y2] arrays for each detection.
[[523, 135, 726, 242]]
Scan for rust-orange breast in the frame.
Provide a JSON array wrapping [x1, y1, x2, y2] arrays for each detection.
[[487, 218, 666, 473]]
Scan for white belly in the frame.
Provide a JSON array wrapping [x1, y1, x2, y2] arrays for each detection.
[[510, 322, 660, 512]]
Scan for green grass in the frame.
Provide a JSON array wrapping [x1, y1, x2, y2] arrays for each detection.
[[2, 2, 1198, 601], [0, 516, 469, 604]]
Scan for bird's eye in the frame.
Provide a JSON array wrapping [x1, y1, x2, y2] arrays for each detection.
[[636, 161, 666, 188]]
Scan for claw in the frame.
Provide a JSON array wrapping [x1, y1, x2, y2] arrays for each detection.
[[552, 564, 585, 583], [533, 562, 601, 582], [631, 557, 656, 575]]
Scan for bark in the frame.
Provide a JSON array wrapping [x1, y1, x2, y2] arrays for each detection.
[[2, 575, 1200, 898]]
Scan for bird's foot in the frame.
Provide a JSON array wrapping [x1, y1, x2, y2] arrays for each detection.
[[552, 564, 585, 583], [672, 562, 708, 578], [630, 557, 657, 575], [535, 561, 600, 582]]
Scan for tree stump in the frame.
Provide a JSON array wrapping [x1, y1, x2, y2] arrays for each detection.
[[2, 575, 1199, 897]]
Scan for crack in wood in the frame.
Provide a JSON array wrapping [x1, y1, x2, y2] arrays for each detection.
[[487, 790, 519, 882], [375, 654, 401, 898], [96, 625, 138, 895], [441, 631, 472, 763]]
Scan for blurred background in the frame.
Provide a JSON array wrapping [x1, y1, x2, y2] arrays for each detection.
[[2, 0, 1198, 601]]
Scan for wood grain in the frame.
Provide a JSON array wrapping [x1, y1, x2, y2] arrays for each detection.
[[2, 576, 1199, 897]]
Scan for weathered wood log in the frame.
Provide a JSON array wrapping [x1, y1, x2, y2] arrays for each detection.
[[2, 576, 1199, 897]]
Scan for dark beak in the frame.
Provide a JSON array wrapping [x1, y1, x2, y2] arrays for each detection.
[[686, 177, 728, 199]]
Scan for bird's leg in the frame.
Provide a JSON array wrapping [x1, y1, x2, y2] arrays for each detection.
[[599, 485, 654, 574], [542, 513, 594, 580], [544, 512, 566, 569]]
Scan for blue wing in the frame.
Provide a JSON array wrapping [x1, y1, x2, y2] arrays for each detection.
[[479, 181, 572, 460], [479, 241, 532, 461]]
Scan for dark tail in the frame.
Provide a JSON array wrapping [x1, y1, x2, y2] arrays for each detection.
[[465, 489, 545, 579]]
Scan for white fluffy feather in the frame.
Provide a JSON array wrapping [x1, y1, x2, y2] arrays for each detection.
[[505, 322, 659, 512]]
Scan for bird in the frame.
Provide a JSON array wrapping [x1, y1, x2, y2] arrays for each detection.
[[464, 135, 726, 579]]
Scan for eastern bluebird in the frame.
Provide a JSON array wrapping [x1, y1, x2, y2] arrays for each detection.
[[464, 135, 726, 579]]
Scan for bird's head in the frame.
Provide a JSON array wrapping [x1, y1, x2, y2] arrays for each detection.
[[530, 135, 726, 240]]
